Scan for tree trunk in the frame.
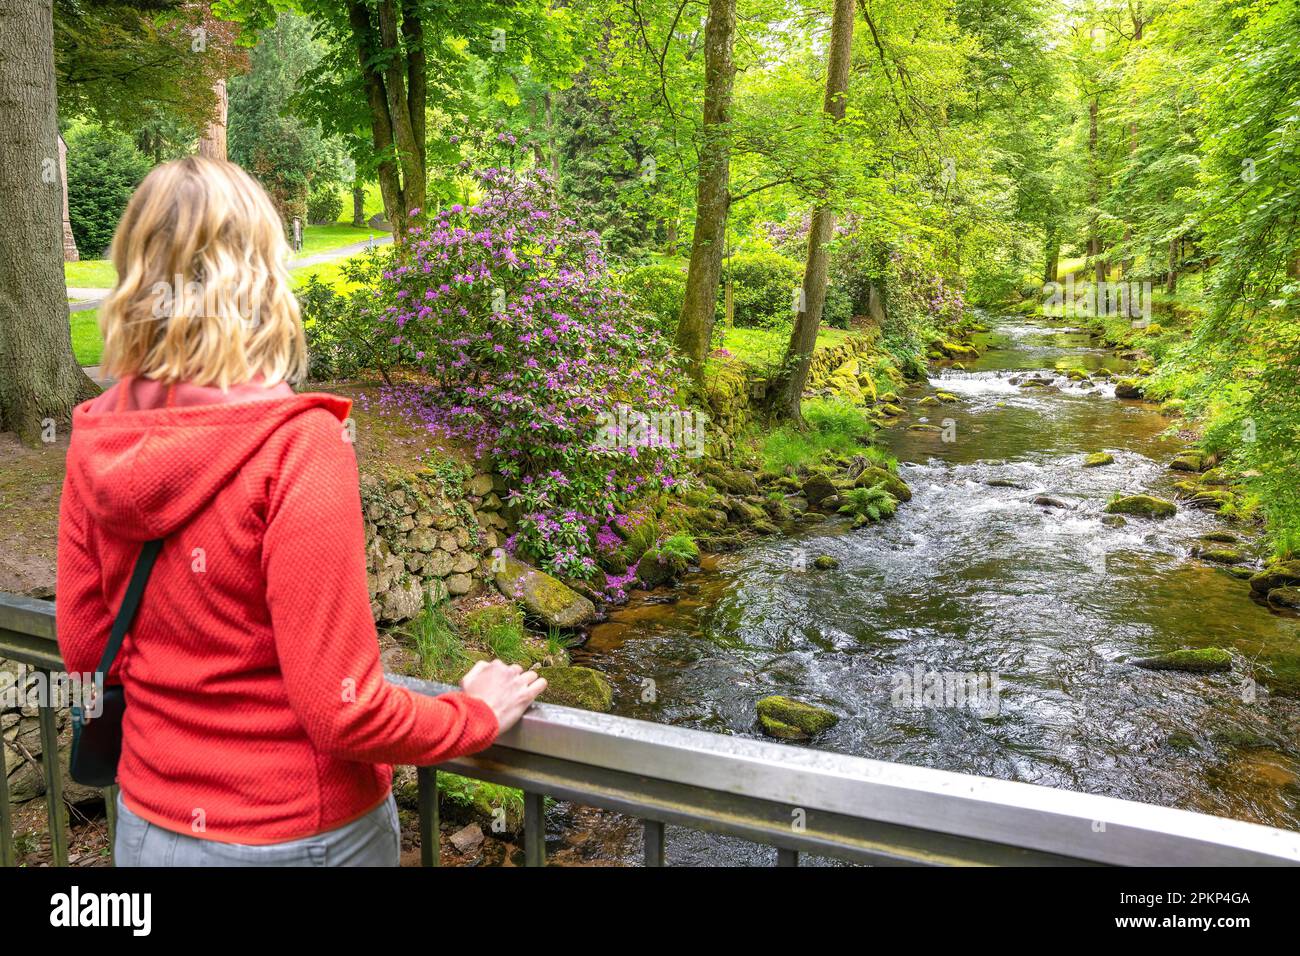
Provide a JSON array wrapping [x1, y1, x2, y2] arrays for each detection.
[[0, 0, 99, 444], [59, 133, 78, 261], [345, 0, 426, 236], [352, 182, 366, 227], [1165, 235, 1179, 294], [774, 0, 855, 423], [673, 0, 736, 381], [1088, 96, 1105, 288], [198, 77, 228, 160], [1043, 225, 1059, 285]]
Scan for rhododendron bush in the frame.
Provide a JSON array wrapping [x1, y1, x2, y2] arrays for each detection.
[[373, 165, 690, 579]]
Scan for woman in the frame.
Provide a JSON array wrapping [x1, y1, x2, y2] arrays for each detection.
[[56, 157, 546, 866]]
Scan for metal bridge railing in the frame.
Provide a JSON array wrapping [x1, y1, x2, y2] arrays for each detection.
[[4, 591, 1300, 867]]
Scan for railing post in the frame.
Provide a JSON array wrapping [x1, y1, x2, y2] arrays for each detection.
[[37, 683, 68, 867], [0, 746, 13, 867], [104, 784, 119, 866], [776, 847, 799, 867], [643, 819, 666, 867], [418, 767, 439, 867], [523, 790, 545, 867]]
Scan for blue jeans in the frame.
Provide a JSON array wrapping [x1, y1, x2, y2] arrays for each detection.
[[113, 792, 401, 867]]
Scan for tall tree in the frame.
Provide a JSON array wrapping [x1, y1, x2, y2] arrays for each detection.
[[774, 0, 855, 422], [0, 0, 98, 443], [673, 0, 736, 381]]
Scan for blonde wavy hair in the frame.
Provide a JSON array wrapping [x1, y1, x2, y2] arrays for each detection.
[[99, 156, 307, 389]]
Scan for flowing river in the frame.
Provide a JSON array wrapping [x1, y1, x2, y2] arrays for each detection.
[[573, 315, 1300, 865]]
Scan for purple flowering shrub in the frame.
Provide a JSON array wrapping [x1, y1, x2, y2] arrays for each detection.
[[373, 164, 689, 579]]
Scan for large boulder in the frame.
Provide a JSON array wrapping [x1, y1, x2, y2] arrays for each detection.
[[1105, 494, 1176, 519], [756, 696, 839, 740], [493, 555, 596, 629], [537, 666, 614, 712], [1114, 378, 1145, 399], [1248, 561, 1300, 597], [1268, 587, 1300, 609], [636, 546, 689, 588]]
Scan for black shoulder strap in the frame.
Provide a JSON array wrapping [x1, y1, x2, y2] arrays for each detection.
[[95, 539, 164, 680]]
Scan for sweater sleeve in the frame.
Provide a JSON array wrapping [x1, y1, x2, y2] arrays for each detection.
[[56, 473, 119, 681], [260, 409, 498, 765]]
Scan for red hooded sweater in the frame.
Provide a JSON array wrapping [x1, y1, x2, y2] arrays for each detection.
[[57, 377, 498, 844]]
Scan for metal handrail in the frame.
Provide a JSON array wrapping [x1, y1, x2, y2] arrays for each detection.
[[5, 592, 1300, 867]]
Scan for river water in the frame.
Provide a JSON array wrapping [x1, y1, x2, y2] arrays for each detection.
[[574, 316, 1300, 865]]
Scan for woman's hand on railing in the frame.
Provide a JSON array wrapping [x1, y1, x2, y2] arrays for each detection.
[[461, 660, 548, 735]]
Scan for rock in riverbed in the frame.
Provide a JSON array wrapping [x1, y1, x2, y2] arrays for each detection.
[[1105, 494, 1177, 519], [813, 555, 840, 571], [1083, 452, 1114, 468], [1269, 587, 1300, 609], [756, 696, 839, 740], [537, 666, 614, 711], [1133, 648, 1232, 673], [1248, 561, 1300, 596]]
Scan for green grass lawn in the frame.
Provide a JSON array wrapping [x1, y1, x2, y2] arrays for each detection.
[[65, 260, 119, 289], [716, 325, 853, 368], [71, 309, 102, 366], [63, 220, 388, 291]]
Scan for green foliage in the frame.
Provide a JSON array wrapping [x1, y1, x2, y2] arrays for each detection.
[[307, 183, 344, 225], [838, 485, 899, 522], [64, 123, 150, 257], [620, 261, 688, 336], [401, 592, 468, 682], [298, 247, 404, 381], [658, 532, 699, 564], [724, 250, 803, 329], [460, 605, 529, 665], [759, 399, 875, 473]]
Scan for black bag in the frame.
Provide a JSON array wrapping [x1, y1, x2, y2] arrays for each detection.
[[69, 539, 163, 788]]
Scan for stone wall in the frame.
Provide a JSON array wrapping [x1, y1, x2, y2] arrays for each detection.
[[700, 330, 882, 457], [361, 467, 509, 625]]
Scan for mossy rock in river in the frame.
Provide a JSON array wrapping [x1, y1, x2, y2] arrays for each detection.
[[879, 402, 906, 417], [1083, 452, 1114, 468], [936, 391, 959, 403], [1248, 560, 1300, 596], [756, 696, 839, 740], [917, 395, 940, 407], [1268, 587, 1300, 610], [853, 466, 912, 502], [1195, 547, 1245, 565], [1199, 530, 1239, 544], [1133, 648, 1232, 673], [908, 423, 943, 433], [812, 555, 840, 570], [537, 666, 614, 712], [1105, 494, 1176, 519], [1114, 378, 1145, 399], [1170, 451, 1209, 473], [636, 546, 690, 588]]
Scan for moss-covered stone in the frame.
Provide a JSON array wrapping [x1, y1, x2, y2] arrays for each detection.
[[909, 423, 942, 433], [812, 555, 840, 570], [879, 402, 906, 417], [1083, 452, 1114, 468], [917, 395, 940, 407], [636, 546, 690, 588], [493, 555, 596, 629], [802, 474, 837, 507], [1199, 530, 1239, 544], [1195, 548, 1244, 565], [1114, 378, 1145, 399], [1101, 514, 1128, 528], [756, 696, 839, 740], [537, 666, 614, 712], [1133, 648, 1232, 673], [1248, 560, 1300, 596], [1170, 451, 1208, 473], [853, 466, 912, 502], [936, 391, 959, 403], [1268, 587, 1300, 609], [1105, 494, 1176, 519]]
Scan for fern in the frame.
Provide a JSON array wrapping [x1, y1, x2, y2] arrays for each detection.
[[838, 485, 898, 523]]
